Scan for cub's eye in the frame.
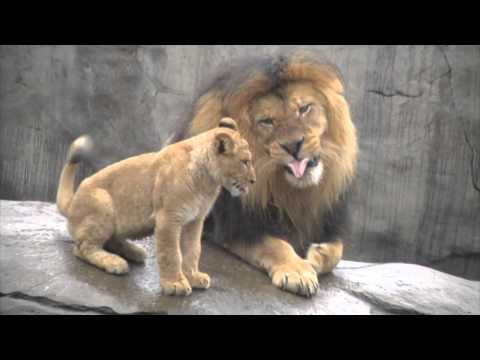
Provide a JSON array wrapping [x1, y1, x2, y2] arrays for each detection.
[[299, 104, 312, 116], [258, 118, 274, 126], [241, 160, 250, 167]]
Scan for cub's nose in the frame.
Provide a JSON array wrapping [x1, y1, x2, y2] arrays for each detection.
[[280, 137, 304, 159]]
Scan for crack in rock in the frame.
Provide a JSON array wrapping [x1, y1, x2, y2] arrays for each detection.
[[425, 45, 452, 84], [0, 292, 167, 315], [438, 46, 453, 79], [464, 131, 480, 193], [368, 89, 424, 98]]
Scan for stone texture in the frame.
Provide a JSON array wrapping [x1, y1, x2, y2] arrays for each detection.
[[0, 45, 479, 280], [1, 200, 478, 315]]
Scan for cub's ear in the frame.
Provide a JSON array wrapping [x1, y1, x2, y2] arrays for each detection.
[[215, 132, 235, 155], [218, 117, 238, 131]]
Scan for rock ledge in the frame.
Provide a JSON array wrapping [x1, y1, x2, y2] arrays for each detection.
[[1, 200, 479, 315]]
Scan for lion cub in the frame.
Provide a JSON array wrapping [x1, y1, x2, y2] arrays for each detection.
[[56, 118, 255, 296]]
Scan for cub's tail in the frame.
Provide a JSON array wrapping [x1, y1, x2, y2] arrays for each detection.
[[56, 135, 93, 217]]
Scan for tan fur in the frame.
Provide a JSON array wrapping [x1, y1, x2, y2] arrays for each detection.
[[186, 52, 357, 296], [227, 236, 319, 297], [225, 233, 343, 298], [57, 118, 255, 296]]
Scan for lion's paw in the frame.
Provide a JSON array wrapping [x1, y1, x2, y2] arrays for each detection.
[[306, 241, 343, 274], [160, 276, 192, 296], [185, 271, 211, 290], [270, 260, 319, 298]]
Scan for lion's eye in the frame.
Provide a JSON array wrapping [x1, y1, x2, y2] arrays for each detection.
[[241, 160, 250, 167], [258, 118, 274, 126], [299, 104, 312, 116]]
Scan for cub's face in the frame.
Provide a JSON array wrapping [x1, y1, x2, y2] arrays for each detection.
[[213, 121, 256, 197], [248, 82, 327, 188]]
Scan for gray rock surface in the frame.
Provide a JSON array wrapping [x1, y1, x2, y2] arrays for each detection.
[[0, 45, 479, 280], [1, 200, 478, 315]]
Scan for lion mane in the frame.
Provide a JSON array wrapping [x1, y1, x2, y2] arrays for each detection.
[[181, 50, 358, 258]]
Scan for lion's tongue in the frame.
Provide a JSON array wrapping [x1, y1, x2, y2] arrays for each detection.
[[287, 158, 309, 178]]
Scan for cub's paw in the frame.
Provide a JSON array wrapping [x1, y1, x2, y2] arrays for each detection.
[[160, 276, 192, 296], [74, 246, 129, 275], [270, 259, 319, 298], [104, 257, 130, 275], [105, 240, 148, 264], [185, 271, 211, 290], [121, 242, 148, 263]]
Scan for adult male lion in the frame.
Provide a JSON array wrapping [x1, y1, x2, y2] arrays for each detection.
[[180, 51, 358, 297]]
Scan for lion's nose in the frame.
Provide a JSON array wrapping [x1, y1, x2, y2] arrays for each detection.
[[280, 137, 304, 159]]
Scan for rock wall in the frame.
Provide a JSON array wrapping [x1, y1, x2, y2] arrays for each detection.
[[1, 45, 479, 279]]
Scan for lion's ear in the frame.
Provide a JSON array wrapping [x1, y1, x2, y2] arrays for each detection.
[[218, 117, 238, 131], [215, 132, 235, 155]]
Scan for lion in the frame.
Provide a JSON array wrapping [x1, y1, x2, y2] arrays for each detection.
[[181, 51, 358, 297], [56, 118, 256, 296]]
